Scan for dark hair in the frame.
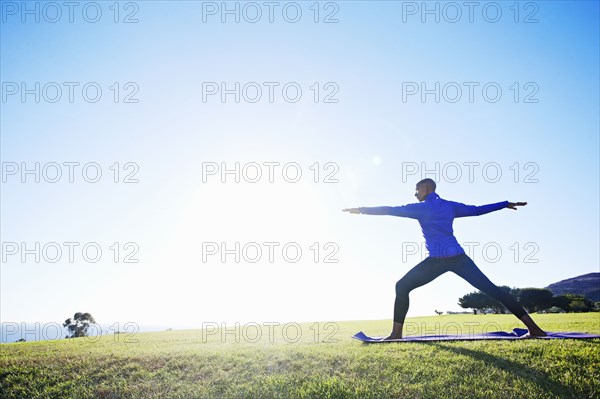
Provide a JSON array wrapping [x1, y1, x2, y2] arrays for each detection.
[[417, 178, 436, 191]]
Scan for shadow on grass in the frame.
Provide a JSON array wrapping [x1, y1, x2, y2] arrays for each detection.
[[423, 342, 575, 397]]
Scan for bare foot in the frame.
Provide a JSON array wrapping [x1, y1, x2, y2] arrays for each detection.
[[519, 315, 547, 337], [528, 329, 547, 337], [380, 335, 403, 341], [520, 329, 547, 339], [381, 322, 404, 341]]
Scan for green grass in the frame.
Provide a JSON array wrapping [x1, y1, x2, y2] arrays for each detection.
[[1, 313, 599, 398]]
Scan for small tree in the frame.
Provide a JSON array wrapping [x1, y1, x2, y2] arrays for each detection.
[[552, 295, 572, 312], [518, 288, 554, 313], [552, 294, 592, 313], [487, 286, 520, 314], [63, 312, 96, 338], [458, 291, 490, 314], [564, 295, 593, 312], [459, 287, 521, 314], [569, 300, 589, 312]]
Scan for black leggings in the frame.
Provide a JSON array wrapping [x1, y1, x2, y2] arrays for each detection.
[[394, 253, 527, 323]]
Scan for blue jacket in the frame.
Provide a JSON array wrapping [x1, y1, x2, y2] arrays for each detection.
[[358, 192, 508, 258]]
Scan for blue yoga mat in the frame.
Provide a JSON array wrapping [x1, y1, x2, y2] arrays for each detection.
[[352, 328, 600, 342]]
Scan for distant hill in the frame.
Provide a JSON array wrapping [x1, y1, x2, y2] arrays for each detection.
[[545, 273, 600, 302]]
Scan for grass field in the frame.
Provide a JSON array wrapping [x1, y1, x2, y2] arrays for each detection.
[[1, 313, 599, 398]]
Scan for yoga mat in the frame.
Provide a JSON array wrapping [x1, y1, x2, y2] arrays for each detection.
[[352, 328, 600, 343]]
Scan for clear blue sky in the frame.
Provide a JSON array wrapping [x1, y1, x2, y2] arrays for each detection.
[[1, 1, 598, 333]]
